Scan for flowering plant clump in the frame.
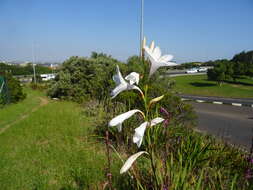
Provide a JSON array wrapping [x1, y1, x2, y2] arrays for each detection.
[[106, 38, 177, 189], [100, 38, 253, 190]]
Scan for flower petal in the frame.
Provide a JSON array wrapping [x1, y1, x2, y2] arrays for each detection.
[[158, 54, 173, 63], [111, 66, 143, 98], [149, 60, 160, 77], [111, 83, 128, 99], [111, 65, 128, 99], [113, 65, 126, 85], [133, 122, 148, 147], [125, 72, 140, 85], [120, 151, 148, 174], [150, 41, 155, 52], [150, 117, 165, 126], [109, 110, 144, 132], [144, 40, 177, 76], [148, 95, 164, 108], [164, 61, 177, 67], [116, 123, 122, 132], [143, 36, 147, 49], [129, 85, 144, 97], [153, 46, 162, 60]]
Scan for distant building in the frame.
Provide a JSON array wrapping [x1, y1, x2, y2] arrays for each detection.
[[19, 61, 30, 67]]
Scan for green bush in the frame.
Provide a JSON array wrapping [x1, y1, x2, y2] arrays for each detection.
[[48, 54, 197, 132], [0, 72, 26, 104], [47, 55, 125, 103]]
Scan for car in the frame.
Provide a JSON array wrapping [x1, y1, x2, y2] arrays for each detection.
[[185, 68, 198, 74], [197, 67, 208, 72], [40, 74, 56, 81]]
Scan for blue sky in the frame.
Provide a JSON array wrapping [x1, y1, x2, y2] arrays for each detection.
[[0, 0, 252, 63]]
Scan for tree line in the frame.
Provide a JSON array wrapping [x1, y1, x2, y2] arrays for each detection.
[[207, 51, 253, 85], [0, 63, 53, 76], [173, 50, 253, 71]]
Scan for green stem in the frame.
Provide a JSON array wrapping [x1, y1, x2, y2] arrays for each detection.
[[146, 126, 159, 189], [150, 148, 159, 189], [143, 85, 149, 118]]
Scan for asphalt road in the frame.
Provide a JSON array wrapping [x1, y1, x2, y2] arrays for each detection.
[[168, 72, 207, 77], [166, 71, 207, 77], [181, 95, 253, 107], [190, 102, 253, 150]]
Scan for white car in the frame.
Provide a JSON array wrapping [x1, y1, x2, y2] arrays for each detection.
[[40, 74, 56, 81], [197, 67, 208, 72], [185, 69, 198, 74]]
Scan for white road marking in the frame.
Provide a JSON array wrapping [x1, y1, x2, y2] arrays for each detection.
[[213, 101, 223, 105], [232, 103, 242, 107]]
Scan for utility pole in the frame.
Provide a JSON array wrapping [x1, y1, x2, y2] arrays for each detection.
[[140, 0, 144, 59], [32, 42, 36, 84]]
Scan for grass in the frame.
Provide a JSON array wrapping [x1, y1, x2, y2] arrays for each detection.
[[172, 75, 253, 98], [0, 87, 252, 189], [0, 89, 123, 190], [0, 87, 42, 128]]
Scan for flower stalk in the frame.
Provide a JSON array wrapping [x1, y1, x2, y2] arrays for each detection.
[[106, 40, 177, 188], [105, 130, 113, 190]]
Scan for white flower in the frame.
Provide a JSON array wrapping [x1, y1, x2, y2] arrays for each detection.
[[120, 151, 148, 174], [150, 117, 165, 126], [111, 65, 143, 99], [109, 109, 144, 132], [133, 122, 148, 148], [125, 72, 140, 85], [144, 39, 177, 76], [133, 117, 164, 147]]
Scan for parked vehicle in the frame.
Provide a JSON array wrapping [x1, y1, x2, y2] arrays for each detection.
[[197, 67, 208, 72], [40, 74, 56, 81], [185, 68, 198, 74]]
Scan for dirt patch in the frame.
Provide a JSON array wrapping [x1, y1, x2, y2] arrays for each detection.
[[0, 97, 49, 135]]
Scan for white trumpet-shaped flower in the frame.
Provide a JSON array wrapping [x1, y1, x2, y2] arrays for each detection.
[[120, 151, 148, 174], [144, 39, 177, 76], [125, 72, 140, 85], [111, 65, 143, 99], [150, 117, 165, 126], [133, 122, 148, 148], [109, 109, 144, 132], [133, 117, 164, 147]]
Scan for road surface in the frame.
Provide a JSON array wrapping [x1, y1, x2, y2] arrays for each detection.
[[190, 102, 253, 150], [181, 94, 253, 107], [166, 71, 207, 77]]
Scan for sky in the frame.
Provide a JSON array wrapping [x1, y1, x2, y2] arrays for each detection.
[[0, 0, 252, 63]]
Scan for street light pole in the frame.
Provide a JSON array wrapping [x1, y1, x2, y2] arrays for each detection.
[[32, 42, 37, 84], [140, 0, 144, 58]]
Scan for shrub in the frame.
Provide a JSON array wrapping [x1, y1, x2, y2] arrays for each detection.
[[0, 72, 26, 105], [47, 55, 125, 103]]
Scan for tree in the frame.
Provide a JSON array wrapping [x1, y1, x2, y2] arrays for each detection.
[[0, 62, 52, 76], [232, 62, 246, 81], [207, 60, 234, 86], [232, 50, 253, 78]]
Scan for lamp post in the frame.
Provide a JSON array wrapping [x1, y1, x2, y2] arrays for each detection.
[[32, 42, 36, 84], [140, 0, 144, 59]]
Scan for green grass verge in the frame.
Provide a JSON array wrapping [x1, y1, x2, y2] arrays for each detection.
[[172, 75, 253, 98], [0, 87, 43, 128], [0, 90, 123, 190], [0, 88, 251, 189]]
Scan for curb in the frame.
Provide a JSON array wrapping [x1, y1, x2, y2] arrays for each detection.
[[181, 98, 253, 108]]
